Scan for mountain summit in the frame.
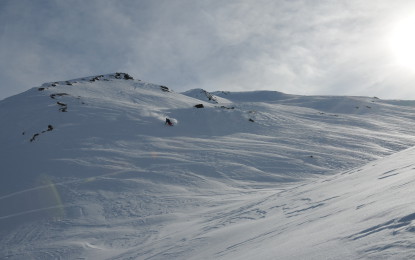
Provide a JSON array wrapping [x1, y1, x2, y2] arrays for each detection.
[[2, 73, 415, 259]]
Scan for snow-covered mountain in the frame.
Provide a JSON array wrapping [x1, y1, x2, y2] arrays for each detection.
[[2, 73, 415, 259]]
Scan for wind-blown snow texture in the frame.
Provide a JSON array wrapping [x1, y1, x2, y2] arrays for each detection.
[[1, 73, 415, 259]]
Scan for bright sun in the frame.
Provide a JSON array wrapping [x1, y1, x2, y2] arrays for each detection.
[[389, 16, 415, 69]]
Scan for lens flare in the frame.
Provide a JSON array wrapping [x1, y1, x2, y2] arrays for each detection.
[[389, 15, 415, 69], [35, 175, 65, 220]]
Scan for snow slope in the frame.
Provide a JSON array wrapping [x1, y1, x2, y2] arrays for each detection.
[[181, 88, 231, 104], [1, 73, 415, 259]]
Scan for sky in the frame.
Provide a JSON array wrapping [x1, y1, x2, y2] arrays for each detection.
[[2, 0, 415, 100]]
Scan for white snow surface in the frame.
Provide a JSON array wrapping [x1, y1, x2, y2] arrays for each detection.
[[2, 73, 415, 259], [181, 89, 230, 104]]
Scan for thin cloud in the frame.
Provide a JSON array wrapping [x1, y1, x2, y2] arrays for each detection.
[[1, 0, 415, 100]]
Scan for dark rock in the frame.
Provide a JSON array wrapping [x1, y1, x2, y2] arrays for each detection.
[[160, 86, 170, 92], [50, 93, 69, 99], [57, 101, 68, 112], [201, 90, 217, 103], [194, 104, 204, 108], [30, 125, 54, 142], [124, 73, 133, 80], [89, 75, 104, 82], [30, 133, 39, 142], [114, 72, 133, 80]]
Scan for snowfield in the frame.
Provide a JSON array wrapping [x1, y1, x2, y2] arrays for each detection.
[[1, 73, 415, 259]]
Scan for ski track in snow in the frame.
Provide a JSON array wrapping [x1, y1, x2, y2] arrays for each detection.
[[2, 73, 415, 259]]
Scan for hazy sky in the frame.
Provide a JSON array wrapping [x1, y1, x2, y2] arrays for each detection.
[[2, 0, 415, 100]]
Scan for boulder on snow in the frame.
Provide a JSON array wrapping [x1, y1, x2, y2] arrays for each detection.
[[160, 86, 170, 92], [30, 125, 54, 142], [123, 73, 133, 80], [50, 93, 69, 99], [57, 102, 68, 112], [30, 133, 39, 142], [89, 75, 104, 82], [194, 104, 204, 108], [114, 72, 133, 80]]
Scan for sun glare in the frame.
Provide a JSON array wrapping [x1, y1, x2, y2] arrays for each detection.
[[389, 15, 415, 69]]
